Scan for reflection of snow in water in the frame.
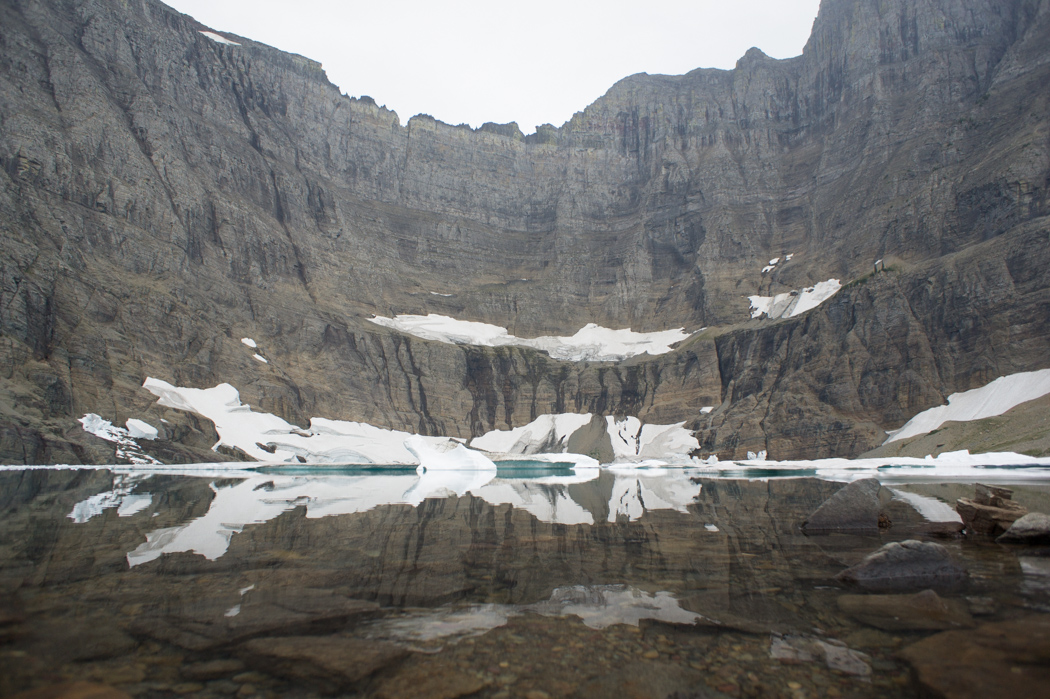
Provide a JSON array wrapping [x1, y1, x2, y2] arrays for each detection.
[[530, 585, 702, 629], [607, 467, 703, 522], [111, 466, 707, 566], [367, 585, 702, 646], [889, 489, 962, 522], [1020, 557, 1050, 598], [59, 454, 1050, 568], [67, 474, 152, 523], [125, 474, 422, 566], [368, 605, 512, 645]]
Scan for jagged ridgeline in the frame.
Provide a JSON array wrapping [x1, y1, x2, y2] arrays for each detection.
[[1, 0, 1048, 464]]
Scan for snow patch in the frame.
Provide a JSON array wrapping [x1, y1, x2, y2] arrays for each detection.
[[143, 379, 664, 466], [605, 417, 700, 461], [884, 369, 1050, 443], [471, 413, 593, 455], [240, 338, 257, 348], [79, 414, 161, 465], [143, 378, 459, 464], [749, 279, 841, 319], [367, 314, 690, 362], [252, 353, 268, 364], [126, 418, 158, 440], [199, 31, 240, 46]]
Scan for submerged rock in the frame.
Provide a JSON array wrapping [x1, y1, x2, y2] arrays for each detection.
[[180, 659, 246, 682], [801, 478, 882, 533], [9, 682, 132, 699], [996, 512, 1050, 545], [239, 636, 407, 692], [835, 540, 968, 592], [837, 589, 974, 630], [373, 660, 492, 699], [898, 615, 1050, 699], [914, 521, 966, 538], [769, 634, 871, 677]]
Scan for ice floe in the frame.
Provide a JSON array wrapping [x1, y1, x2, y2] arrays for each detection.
[[685, 449, 1050, 481], [749, 279, 841, 319], [367, 313, 690, 362], [884, 369, 1050, 443]]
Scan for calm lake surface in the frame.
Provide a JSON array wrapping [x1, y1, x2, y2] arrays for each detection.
[[1, 465, 1049, 698]]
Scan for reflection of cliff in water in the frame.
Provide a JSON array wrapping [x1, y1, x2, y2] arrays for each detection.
[[0, 470, 911, 617], [2, 469, 1048, 698]]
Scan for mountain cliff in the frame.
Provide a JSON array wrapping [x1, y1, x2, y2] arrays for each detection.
[[1, 0, 1048, 463]]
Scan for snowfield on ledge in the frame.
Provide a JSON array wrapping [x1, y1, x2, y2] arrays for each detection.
[[748, 279, 841, 319], [367, 314, 691, 362]]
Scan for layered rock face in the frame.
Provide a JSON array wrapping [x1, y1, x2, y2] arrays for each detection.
[[1, 0, 1048, 463]]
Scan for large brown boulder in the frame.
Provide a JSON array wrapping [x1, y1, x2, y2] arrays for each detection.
[[899, 615, 1050, 699], [957, 484, 1028, 535]]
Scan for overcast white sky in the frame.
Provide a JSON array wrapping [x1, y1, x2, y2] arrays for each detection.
[[164, 0, 822, 134]]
